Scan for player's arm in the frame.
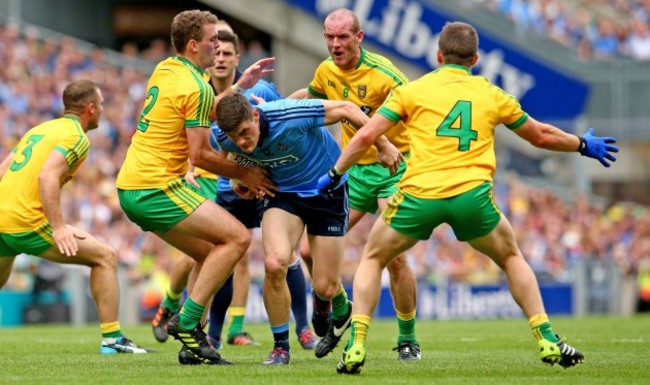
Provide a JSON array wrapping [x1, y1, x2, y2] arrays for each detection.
[[514, 116, 618, 167], [336, 113, 396, 173], [287, 88, 312, 99], [318, 113, 396, 192], [321, 100, 368, 127], [0, 151, 14, 180], [186, 126, 277, 196], [39, 150, 79, 257]]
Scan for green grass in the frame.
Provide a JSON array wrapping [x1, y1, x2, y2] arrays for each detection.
[[0, 315, 648, 384]]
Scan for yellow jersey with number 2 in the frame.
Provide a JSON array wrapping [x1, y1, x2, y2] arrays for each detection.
[[117, 56, 214, 189]]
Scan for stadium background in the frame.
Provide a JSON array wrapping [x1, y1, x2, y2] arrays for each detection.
[[0, 0, 649, 327]]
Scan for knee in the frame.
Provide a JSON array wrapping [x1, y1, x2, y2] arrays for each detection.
[[233, 231, 251, 256], [387, 254, 411, 275], [264, 255, 288, 282], [96, 245, 118, 270], [312, 278, 339, 300]]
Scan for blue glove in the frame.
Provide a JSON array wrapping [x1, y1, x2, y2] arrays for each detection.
[[317, 167, 346, 193], [578, 128, 618, 167]]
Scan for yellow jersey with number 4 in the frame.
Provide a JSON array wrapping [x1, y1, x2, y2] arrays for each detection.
[[116, 57, 214, 189], [378, 64, 528, 199], [308, 48, 410, 165], [0, 116, 89, 231]]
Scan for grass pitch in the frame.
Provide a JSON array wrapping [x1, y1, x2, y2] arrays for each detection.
[[0, 315, 648, 384]]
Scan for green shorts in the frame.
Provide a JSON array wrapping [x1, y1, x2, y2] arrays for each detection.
[[348, 155, 408, 214], [118, 178, 207, 233], [0, 222, 54, 256], [187, 176, 218, 201], [382, 182, 501, 241]]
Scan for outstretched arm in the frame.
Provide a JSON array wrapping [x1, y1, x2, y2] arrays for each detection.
[[514, 117, 618, 167]]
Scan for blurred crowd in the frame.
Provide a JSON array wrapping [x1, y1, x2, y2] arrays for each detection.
[[1, 22, 650, 313], [483, 0, 650, 61]]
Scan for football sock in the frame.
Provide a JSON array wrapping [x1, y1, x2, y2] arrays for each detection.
[[179, 297, 204, 330], [528, 314, 558, 343], [346, 315, 371, 350], [227, 306, 246, 336], [396, 309, 417, 344], [331, 285, 350, 321], [313, 291, 331, 313], [208, 274, 233, 341], [286, 258, 309, 333], [101, 321, 121, 339], [162, 288, 183, 313], [271, 322, 290, 351]]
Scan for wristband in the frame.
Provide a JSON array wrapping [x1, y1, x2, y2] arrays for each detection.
[[577, 136, 586, 155], [230, 84, 241, 94], [332, 166, 343, 176]]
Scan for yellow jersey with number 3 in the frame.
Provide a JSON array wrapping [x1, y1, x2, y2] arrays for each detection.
[[0, 116, 89, 231], [308, 48, 410, 165], [116, 57, 214, 189], [378, 64, 529, 199]]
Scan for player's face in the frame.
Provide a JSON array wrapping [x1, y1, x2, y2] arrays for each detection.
[[213, 42, 239, 80], [226, 109, 260, 154], [323, 18, 363, 70], [196, 23, 220, 70], [88, 88, 104, 131]]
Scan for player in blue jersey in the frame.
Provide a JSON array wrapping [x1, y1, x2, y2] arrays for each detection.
[[214, 93, 369, 365], [205, 28, 318, 350]]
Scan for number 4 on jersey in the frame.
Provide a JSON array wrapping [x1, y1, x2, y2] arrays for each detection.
[[436, 100, 477, 151]]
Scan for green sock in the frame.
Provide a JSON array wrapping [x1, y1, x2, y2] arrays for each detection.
[[534, 322, 558, 343], [179, 297, 204, 330], [228, 306, 246, 336], [162, 289, 182, 313], [396, 317, 416, 344], [331, 287, 350, 321]]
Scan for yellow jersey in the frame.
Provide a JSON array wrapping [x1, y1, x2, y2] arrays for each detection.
[[116, 57, 215, 189], [0, 116, 90, 231], [308, 48, 410, 165], [378, 64, 528, 199]]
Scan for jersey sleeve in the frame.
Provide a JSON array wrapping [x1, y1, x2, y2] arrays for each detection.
[[377, 87, 405, 123], [493, 85, 529, 130], [307, 61, 329, 99], [182, 77, 215, 129], [54, 132, 90, 171]]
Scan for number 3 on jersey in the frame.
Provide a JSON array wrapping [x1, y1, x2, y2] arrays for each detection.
[[436, 100, 477, 151], [137, 86, 159, 132]]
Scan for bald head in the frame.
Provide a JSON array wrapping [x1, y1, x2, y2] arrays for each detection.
[[324, 8, 360, 33]]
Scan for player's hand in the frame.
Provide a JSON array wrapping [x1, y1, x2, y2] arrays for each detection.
[[184, 170, 201, 188], [249, 93, 267, 105], [376, 142, 404, 175], [578, 128, 618, 167], [52, 225, 81, 257], [231, 182, 256, 200], [239, 166, 277, 198], [237, 57, 276, 90], [317, 167, 346, 193]]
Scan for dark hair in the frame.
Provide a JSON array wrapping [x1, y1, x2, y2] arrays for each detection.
[[216, 93, 253, 133], [170, 10, 219, 54], [62, 79, 100, 115], [438, 22, 479, 67], [217, 29, 240, 54]]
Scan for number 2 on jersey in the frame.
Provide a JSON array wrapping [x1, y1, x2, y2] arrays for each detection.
[[137, 86, 159, 132], [436, 100, 477, 151]]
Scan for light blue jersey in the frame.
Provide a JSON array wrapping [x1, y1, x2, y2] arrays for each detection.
[[216, 99, 343, 197], [211, 77, 283, 191]]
